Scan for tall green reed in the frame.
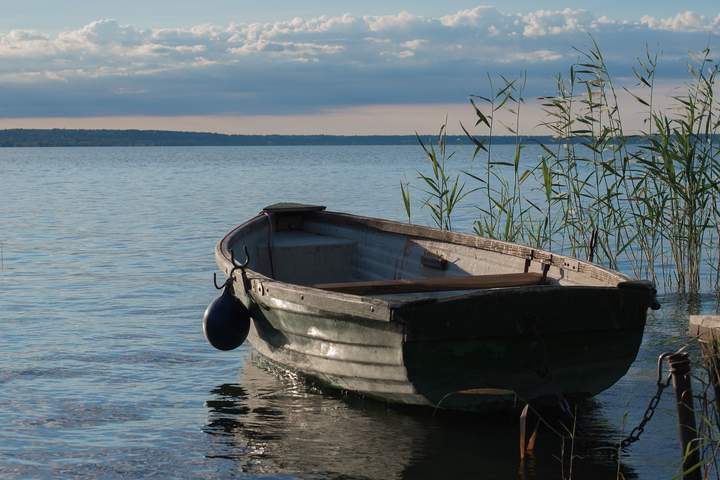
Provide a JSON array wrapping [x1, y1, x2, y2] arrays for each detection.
[[461, 73, 536, 244], [406, 119, 474, 231], [402, 40, 720, 295], [638, 48, 719, 294]]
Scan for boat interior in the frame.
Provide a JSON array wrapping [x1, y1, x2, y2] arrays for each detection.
[[223, 206, 622, 300]]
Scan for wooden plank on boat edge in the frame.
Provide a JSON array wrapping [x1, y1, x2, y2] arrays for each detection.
[[314, 272, 544, 295]]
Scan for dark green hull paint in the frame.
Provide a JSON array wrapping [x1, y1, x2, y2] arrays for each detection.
[[400, 286, 647, 408]]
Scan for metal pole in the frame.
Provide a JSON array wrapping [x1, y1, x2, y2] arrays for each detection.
[[668, 352, 701, 480]]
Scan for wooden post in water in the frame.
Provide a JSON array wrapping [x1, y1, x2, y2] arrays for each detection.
[[686, 315, 720, 479], [667, 352, 701, 480], [689, 316, 720, 415]]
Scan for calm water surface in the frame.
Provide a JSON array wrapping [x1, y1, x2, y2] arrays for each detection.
[[0, 146, 716, 478]]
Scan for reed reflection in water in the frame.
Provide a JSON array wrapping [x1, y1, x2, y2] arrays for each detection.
[[204, 354, 634, 479]]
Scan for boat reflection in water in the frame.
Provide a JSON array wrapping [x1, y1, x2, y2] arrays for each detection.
[[204, 354, 635, 479]]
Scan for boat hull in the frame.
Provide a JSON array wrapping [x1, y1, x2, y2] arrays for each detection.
[[236, 283, 647, 412]]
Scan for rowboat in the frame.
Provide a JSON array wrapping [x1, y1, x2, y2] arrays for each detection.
[[204, 203, 659, 412]]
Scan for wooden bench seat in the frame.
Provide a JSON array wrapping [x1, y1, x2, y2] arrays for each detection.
[[314, 272, 544, 295]]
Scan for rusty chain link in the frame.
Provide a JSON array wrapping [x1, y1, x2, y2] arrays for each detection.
[[620, 352, 674, 448]]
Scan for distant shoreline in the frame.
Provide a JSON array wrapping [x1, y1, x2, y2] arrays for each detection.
[[0, 128, 674, 147], [0, 128, 539, 147]]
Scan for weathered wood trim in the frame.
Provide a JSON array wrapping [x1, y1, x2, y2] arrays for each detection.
[[689, 315, 720, 342], [393, 284, 622, 311], [314, 272, 544, 295], [250, 279, 393, 322]]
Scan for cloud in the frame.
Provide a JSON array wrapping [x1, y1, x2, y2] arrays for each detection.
[[0, 7, 717, 117], [640, 11, 720, 32], [402, 39, 426, 49], [521, 9, 596, 37], [439, 6, 514, 32], [364, 11, 421, 32]]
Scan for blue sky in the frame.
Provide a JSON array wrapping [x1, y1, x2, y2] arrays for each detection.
[[0, 2, 718, 133], [4, 1, 720, 30]]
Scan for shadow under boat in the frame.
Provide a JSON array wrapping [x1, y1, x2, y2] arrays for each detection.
[[203, 355, 636, 479]]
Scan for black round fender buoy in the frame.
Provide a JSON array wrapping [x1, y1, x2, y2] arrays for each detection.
[[203, 284, 251, 351]]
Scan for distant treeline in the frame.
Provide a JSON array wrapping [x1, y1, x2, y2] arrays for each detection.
[[0, 128, 677, 147]]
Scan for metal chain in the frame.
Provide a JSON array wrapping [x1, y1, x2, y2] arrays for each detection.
[[620, 352, 674, 449]]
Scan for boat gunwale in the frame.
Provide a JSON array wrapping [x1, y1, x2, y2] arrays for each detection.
[[215, 210, 632, 323]]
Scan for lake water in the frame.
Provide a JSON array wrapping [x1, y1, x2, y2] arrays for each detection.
[[1, 145, 717, 479]]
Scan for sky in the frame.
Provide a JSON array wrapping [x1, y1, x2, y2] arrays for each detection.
[[0, 1, 718, 134]]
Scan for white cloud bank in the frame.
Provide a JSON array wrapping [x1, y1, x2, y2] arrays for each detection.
[[0, 6, 717, 117]]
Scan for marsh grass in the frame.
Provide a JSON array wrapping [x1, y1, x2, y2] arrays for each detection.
[[411, 119, 475, 231], [403, 41, 720, 295]]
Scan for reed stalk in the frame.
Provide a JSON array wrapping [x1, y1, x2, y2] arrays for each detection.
[[410, 119, 474, 231]]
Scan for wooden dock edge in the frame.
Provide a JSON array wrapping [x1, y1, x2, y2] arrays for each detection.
[[689, 315, 720, 341]]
